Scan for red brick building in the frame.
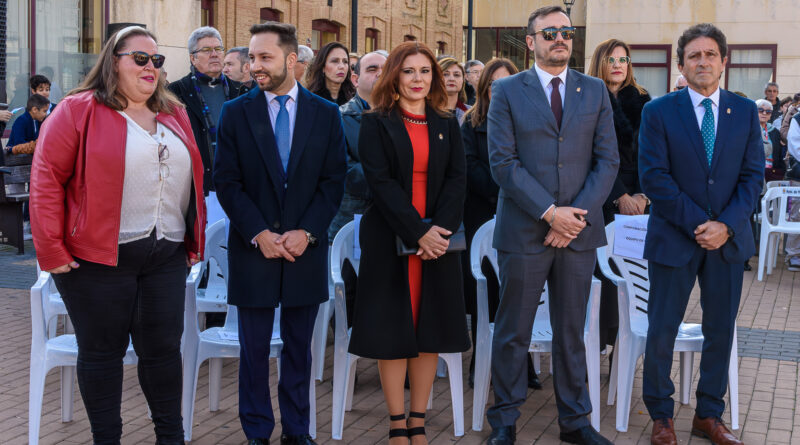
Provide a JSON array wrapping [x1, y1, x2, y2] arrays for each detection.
[[202, 0, 463, 58]]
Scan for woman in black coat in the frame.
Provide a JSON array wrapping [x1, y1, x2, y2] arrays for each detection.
[[588, 39, 651, 353], [305, 41, 355, 105], [348, 42, 469, 444]]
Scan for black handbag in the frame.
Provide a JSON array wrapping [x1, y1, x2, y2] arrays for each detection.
[[395, 219, 466, 256]]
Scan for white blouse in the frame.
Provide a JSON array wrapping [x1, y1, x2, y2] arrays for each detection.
[[117, 112, 192, 244]]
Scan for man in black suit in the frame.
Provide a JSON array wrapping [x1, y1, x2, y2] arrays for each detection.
[[169, 26, 243, 196], [213, 22, 346, 445]]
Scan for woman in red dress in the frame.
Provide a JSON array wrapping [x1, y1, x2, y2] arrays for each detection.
[[349, 42, 469, 444]]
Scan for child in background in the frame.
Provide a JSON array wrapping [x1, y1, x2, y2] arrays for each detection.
[[6, 94, 50, 156], [29, 74, 56, 114]]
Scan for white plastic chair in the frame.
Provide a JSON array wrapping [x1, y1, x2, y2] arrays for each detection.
[[597, 221, 739, 432], [28, 273, 139, 445], [311, 296, 334, 382], [196, 220, 229, 329], [470, 218, 601, 432], [330, 221, 465, 440], [757, 186, 800, 281], [181, 262, 318, 441]]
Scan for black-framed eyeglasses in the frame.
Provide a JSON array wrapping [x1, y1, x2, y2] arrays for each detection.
[[192, 46, 225, 55], [532, 26, 576, 41], [758, 108, 773, 114], [607, 56, 630, 65], [116, 51, 166, 68]]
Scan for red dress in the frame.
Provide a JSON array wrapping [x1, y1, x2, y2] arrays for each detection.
[[401, 108, 429, 328]]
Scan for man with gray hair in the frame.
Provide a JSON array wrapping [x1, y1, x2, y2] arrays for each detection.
[[169, 26, 244, 198], [674, 74, 688, 91], [464, 59, 484, 104], [764, 81, 781, 123], [294, 44, 314, 84]]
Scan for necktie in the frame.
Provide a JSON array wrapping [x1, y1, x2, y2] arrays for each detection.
[[701, 98, 715, 166], [550, 77, 563, 129], [274, 95, 291, 172]]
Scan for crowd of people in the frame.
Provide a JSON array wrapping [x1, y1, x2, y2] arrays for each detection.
[[14, 3, 800, 445]]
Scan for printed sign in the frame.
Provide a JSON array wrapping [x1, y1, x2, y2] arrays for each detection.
[[613, 214, 649, 260]]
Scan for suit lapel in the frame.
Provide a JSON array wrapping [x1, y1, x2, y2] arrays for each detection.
[[675, 88, 710, 173], [286, 86, 317, 180], [710, 90, 732, 173], [560, 70, 582, 131], [521, 69, 559, 133], [382, 109, 414, 190], [242, 88, 285, 199]]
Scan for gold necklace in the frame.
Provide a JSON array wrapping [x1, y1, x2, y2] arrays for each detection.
[[401, 115, 427, 125]]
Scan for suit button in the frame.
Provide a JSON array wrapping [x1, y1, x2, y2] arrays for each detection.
[[708, 179, 714, 185], [558, 163, 563, 168], [273, 221, 280, 229], [558, 137, 564, 142]]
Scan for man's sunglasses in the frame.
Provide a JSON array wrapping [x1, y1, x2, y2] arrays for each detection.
[[116, 51, 166, 68], [532, 26, 576, 41]]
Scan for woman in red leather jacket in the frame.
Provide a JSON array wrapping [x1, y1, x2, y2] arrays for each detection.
[[30, 26, 205, 444]]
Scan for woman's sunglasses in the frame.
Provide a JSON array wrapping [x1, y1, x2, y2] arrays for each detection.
[[532, 26, 576, 41], [607, 56, 631, 65], [757, 108, 772, 114], [116, 51, 166, 69]]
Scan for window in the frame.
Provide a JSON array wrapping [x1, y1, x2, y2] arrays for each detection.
[[201, 0, 214, 27], [725, 44, 776, 100], [311, 20, 340, 52], [436, 41, 447, 56], [260, 8, 281, 23], [630, 45, 671, 98], [365, 28, 379, 52], [404, 35, 417, 42]]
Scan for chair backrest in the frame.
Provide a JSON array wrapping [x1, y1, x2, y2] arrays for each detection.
[[331, 221, 357, 341], [601, 221, 651, 333], [204, 220, 228, 291], [762, 186, 800, 228], [29, 273, 56, 351], [184, 262, 205, 339], [766, 180, 792, 189]]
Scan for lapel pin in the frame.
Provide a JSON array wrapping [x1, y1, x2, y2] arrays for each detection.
[[576, 87, 581, 92], [726, 108, 731, 114], [439, 133, 443, 140]]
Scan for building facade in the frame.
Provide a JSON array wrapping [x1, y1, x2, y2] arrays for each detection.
[[207, 0, 463, 61], [463, 0, 800, 99]]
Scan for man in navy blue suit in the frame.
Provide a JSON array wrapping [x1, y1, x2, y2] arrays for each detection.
[[213, 22, 346, 445], [639, 24, 762, 445]]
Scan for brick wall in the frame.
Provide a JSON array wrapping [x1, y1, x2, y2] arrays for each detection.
[[213, 0, 463, 60]]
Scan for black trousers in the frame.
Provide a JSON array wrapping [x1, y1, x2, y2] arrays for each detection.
[[52, 231, 187, 444]]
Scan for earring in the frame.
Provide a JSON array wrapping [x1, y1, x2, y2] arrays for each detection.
[[392, 92, 400, 101]]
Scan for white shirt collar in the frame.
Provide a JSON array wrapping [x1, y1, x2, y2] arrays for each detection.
[[264, 80, 299, 105], [687, 85, 721, 109], [534, 63, 568, 91]]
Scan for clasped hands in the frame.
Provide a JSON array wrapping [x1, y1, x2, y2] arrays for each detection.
[[694, 220, 730, 250], [255, 229, 309, 262], [417, 226, 452, 260], [543, 206, 588, 248]]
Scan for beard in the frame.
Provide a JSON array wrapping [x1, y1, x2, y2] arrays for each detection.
[[255, 63, 289, 92], [537, 42, 571, 67]]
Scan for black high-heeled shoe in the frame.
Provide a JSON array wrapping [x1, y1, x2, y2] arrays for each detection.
[[389, 413, 409, 441], [407, 411, 426, 439]]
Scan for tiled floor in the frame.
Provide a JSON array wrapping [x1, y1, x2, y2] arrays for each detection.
[[2, 250, 799, 444]]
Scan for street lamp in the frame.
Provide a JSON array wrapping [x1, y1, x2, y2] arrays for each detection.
[[563, 0, 576, 17]]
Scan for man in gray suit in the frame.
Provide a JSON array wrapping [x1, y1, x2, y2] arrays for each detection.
[[486, 6, 619, 445]]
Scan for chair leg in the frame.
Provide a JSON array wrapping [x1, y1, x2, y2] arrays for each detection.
[[472, 336, 492, 431], [311, 300, 330, 382], [436, 356, 447, 378], [680, 352, 693, 405], [29, 360, 48, 445], [182, 345, 200, 441], [208, 358, 223, 412], [309, 374, 317, 439], [61, 366, 75, 422], [607, 340, 619, 405], [332, 351, 351, 440], [757, 229, 769, 281], [585, 337, 601, 431], [615, 345, 637, 432], [441, 353, 464, 437], [729, 329, 740, 430], [345, 356, 357, 411], [427, 388, 433, 410], [532, 352, 541, 375]]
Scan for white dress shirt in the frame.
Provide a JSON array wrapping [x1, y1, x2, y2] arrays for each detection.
[[534, 62, 567, 108], [687, 86, 720, 135], [533, 63, 568, 220], [264, 80, 299, 150], [788, 117, 800, 160]]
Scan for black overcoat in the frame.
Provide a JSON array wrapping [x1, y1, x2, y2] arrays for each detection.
[[348, 106, 471, 359]]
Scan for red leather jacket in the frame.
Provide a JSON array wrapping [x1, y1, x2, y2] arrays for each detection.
[[30, 91, 206, 271]]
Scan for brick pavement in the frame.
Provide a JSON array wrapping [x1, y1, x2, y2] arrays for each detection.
[[1, 249, 799, 444]]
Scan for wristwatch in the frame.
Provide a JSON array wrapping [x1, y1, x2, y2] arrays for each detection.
[[304, 230, 318, 247], [725, 224, 735, 238]]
